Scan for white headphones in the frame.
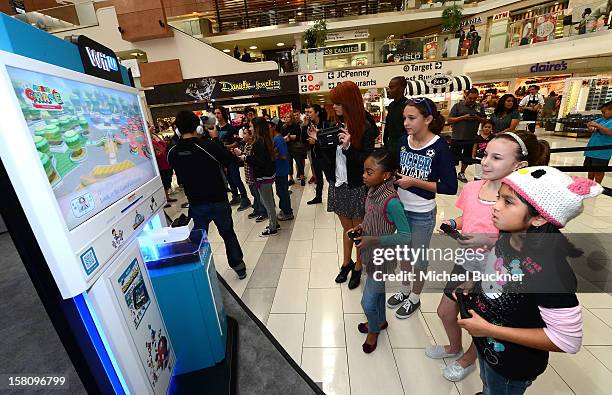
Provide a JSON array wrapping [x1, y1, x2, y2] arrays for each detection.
[[196, 120, 204, 135], [175, 127, 181, 137]]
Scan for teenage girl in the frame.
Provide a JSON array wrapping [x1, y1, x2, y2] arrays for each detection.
[[426, 131, 551, 382], [348, 149, 411, 354], [390, 97, 458, 319], [458, 166, 601, 394], [234, 117, 278, 237]]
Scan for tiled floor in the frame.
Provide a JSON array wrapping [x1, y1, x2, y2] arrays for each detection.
[[165, 132, 612, 394]]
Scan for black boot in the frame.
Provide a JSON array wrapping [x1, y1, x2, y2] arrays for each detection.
[[335, 260, 355, 283], [348, 268, 362, 289]]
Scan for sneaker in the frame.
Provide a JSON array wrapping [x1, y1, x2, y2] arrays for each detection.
[[278, 213, 294, 221], [237, 200, 251, 211], [248, 212, 258, 219], [260, 227, 278, 237], [395, 299, 421, 319], [387, 291, 409, 309], [181, 202, 190, 209], [307, 197, 322, 205], [167, 198, 178, 203], [457, 172, 468, 183], [229, 196, 241, 205], [255, 215, 268, 223], [236, 268, 247, 280], [425, 345, 463, 359], [443, 360, 476, 382]]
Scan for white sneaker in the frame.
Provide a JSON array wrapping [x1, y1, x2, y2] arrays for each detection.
[[443, 360, 476, 382], [425, 345, 463, 359]]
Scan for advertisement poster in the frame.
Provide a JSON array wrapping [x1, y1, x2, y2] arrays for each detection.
[[112, 255, 174, 393], [533, 12, 559, 43], [7, 66, 157, 230]]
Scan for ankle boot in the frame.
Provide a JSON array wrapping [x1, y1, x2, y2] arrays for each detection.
[[348, 268, 362, 289], [335, 260, 355, 283]]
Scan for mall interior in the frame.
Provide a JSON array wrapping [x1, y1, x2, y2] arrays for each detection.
[[1, 0, 612, 394]]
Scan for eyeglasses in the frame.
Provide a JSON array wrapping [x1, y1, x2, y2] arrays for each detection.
[[409, 97, 433, 116]]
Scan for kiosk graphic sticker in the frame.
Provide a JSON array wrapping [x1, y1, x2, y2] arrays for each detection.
[[7, 66, 157, 230], [117, 258, 150, 330]]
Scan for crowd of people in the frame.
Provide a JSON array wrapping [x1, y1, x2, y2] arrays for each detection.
[[147, 76, 612, 395]]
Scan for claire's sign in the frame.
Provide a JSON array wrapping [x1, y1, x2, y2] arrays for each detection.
[[529, 60, 568, 73]]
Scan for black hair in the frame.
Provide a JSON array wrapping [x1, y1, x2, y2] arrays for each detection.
[[405, 97, 446, 135], [528, 84, 539, 90], [305, 103, 327, 121], [466, 88, 479, 95], [600, 100, 612, 110], [174, 111, 199, 135], [494, 93, 518, 115], [244, 107, 256, 116], [391, 76, 408, 90], [368, 148, 397, 173], [482, 119, 494, 128], [214, 106, 228, 122], [583, 7, 592, 17]]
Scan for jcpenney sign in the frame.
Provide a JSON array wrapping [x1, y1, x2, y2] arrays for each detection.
[[76, 35, 123, 83]]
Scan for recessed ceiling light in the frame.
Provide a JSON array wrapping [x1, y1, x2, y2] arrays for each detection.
[[277, 42, 285, 46], [223, 49, 231, 53], [249, 45, 258, 50], [297, 12, 303, 15]]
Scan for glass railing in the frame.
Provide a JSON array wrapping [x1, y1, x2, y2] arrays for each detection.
[[12, 1, 98, 34], [292, 3, 612, 73]]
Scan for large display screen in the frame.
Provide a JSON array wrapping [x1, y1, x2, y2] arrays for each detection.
[[7, 66, 157, 230]]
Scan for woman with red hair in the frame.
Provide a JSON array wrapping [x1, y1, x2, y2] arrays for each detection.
[[309, 81, 378, 289]]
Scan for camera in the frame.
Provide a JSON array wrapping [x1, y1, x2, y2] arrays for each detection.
[[318, 124, 344, 147]]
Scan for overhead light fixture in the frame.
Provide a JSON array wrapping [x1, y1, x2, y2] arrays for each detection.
[[297, 12, 303, 15], [223, 49, 231, 53], [277, 42, 285, 46], [249, 45, 258, 50]]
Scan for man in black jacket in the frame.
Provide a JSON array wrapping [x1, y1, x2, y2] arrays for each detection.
[[167, 111, 246, 279], [383, 76, 408, 155]]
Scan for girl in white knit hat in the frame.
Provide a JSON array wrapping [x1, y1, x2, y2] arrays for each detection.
[[456, 166, 603, 395]]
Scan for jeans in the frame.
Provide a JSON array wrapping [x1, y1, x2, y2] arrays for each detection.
[[275, 175, 293, 215], [400, 207, 437, 285], [189, 201, 245, 272], [249, 184, 267, 216], [361, 274, 386, 333], [288, 151, 306, 178], [227, 161, 249, 201], [479, 356, 532, 395], [258, 183, 277, 230]]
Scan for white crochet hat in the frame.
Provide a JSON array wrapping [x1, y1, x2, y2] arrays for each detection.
[[502, 166, 603, 227]]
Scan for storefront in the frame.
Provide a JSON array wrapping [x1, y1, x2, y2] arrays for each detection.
[[298, 29, 373, 71], [144, 69, 299, 128]]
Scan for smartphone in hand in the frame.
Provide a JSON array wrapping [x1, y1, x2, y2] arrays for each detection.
[[440, 223, 468, 240]]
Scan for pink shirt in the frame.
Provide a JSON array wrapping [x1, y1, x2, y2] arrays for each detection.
[[456, 180, 499, 235]]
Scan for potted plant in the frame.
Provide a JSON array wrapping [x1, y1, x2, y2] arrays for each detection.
[[304, 19, 327, 49], [442, 2, 463, 32]]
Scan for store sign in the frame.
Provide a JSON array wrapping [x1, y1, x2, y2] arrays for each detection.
[[428, 74, 453, 89], [493, 11, 510, 21], [144, 70, 298, 105], [297, 59, 465, 94], [76, 35, 123, 84], [323, 43, 365, 56], [326, 29, 370, 42], [441, 16, 483, 32], [529, 60, 568, 73], [533, 12, 558, 43]]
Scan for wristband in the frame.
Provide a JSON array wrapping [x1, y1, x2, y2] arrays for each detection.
[[448, 218, 457, 229]]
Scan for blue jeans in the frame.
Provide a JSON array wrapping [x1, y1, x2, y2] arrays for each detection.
[[479, 356, 532, 395], [227, 161, 248, 201], [401, 207, 437, 285], [275, 175, 293, 216], [361, 274, 386, 333], [189, 201, 245, 272], [249, 184, 267, 216]]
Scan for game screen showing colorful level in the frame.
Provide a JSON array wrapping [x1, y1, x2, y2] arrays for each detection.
[[8, 66, 158, 231]]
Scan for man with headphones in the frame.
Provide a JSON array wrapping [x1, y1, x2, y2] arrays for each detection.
[[167, 111, 247, 279]]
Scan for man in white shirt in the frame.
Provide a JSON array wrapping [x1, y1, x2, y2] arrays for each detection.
[[519, 85, 545, 133]]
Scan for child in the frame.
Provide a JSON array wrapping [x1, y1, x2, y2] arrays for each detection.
[[389, 97, 458, 319], [458, 166, 601, 394], [426, 131, 550, 382], [472, 120, 494, 181], [233, 117, 278, 237], [349, 149, 411, 353], [270, 119, 294, 221], [584, 100, 612, 183], [240, 126, 267, 220]]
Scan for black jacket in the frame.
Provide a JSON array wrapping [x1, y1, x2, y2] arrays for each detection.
[[318, 115, 378, 188], [245, 139, 275, 179], [167, 137, 231, 204]]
